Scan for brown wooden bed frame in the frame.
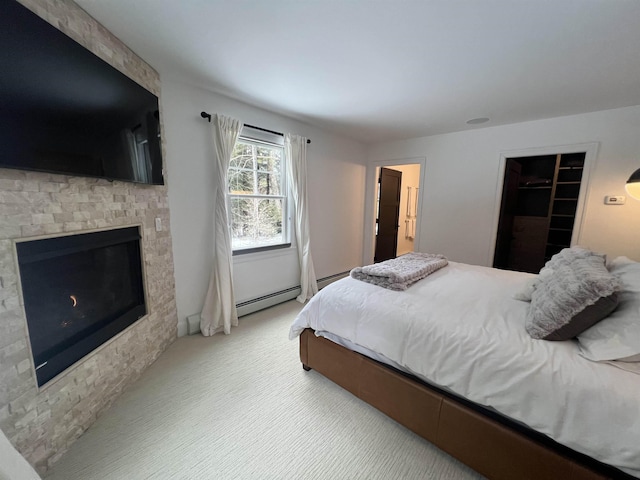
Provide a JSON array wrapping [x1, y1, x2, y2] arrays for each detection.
[[299, 328, 634, 480]]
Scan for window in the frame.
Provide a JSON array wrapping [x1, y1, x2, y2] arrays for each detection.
[[228, 137, 288, 253]]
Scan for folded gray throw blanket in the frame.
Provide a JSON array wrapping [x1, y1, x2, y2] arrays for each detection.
[[350, 253, 448, 291]]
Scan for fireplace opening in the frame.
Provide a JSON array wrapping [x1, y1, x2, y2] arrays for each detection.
[[16, 226, 146, 386]]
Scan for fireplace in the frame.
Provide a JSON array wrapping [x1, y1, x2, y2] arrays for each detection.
[[16, 227, 147, 386]]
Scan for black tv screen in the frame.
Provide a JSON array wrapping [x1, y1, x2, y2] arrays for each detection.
[[0, 0, 164, 185]]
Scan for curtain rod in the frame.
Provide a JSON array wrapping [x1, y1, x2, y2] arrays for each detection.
[[200, 112, 310, 144]]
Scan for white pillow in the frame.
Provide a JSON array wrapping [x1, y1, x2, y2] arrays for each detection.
[[512, 268, 554, 302], [513, 277, 537, 302], [606, 360, 640, 375], [577, 256, 640, 362]]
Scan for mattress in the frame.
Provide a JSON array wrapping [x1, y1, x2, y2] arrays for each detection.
[[289, 262, 640, 477]]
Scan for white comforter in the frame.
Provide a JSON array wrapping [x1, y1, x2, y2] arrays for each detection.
[[289, 262, 640, 478]]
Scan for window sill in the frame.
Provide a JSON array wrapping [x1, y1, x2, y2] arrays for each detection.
[[232, 243, 295, 264]]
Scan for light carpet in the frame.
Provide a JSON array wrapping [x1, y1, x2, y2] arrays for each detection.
[[46, 300, 484, 480]]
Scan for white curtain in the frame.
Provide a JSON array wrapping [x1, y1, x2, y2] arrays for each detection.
[[285, 133, 318, 303], [200, 114, 243, 336]]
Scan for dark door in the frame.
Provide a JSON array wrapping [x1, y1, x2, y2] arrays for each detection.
[[374, 167, 402, 263], [493, 160, 521, 269]]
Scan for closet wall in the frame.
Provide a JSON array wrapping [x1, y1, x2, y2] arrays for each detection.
[[367, 106, 640, 266]]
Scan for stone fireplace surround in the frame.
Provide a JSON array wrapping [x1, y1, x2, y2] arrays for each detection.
[[0, 0, 178, 473]]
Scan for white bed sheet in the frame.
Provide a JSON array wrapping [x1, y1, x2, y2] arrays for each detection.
[[289, 262, 640, 477]]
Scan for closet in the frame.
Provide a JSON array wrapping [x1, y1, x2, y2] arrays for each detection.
[[493, 152, 585, 273]]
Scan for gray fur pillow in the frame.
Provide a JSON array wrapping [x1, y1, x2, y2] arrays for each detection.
[[525, 249, 619, 341]]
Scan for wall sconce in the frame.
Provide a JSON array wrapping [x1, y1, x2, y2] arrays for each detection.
[[626, 168, 640, 200]]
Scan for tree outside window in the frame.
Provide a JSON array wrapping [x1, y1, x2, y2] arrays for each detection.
[[228, 139, 287, 251]]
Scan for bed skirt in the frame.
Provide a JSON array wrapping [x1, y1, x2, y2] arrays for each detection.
[[299, 328, 633, 480]]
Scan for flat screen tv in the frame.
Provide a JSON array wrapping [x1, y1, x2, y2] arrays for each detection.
[[0, 0, 164, 185]]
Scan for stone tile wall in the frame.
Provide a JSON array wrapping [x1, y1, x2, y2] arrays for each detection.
[[0, 0, 178, 473]]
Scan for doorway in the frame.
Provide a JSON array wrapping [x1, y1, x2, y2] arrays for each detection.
[[373, 163, 421, 263], [493, 152, 586, 273], [375, 167, 402, 262]]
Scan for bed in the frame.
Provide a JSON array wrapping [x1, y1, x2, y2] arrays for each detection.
[[289, 255, 640, 480]]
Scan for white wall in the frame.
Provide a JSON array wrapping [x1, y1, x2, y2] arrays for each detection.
[[161, 77, 367, 330], [368, 106, 640, 265]]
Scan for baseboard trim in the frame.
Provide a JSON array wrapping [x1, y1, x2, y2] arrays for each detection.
[[235, 270, 351, 318]]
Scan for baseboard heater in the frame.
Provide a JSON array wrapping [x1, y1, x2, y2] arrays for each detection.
[[184, 271, 350, 335], [236, 270, 350, 317]]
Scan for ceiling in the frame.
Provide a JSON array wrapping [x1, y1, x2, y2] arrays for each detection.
[[75, 0, 640, 144]]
